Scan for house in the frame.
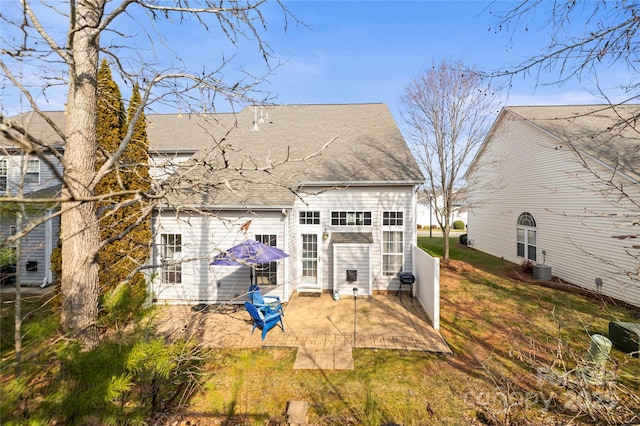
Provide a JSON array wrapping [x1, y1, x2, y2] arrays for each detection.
[[150, 104, 425, 304], [415, 190, 468, 230], [465, 105, 640, 307], [1, 104, 426, 305], [0, 113, 64, 286]]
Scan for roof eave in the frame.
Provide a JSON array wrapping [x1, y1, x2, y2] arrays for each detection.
[[154, 204, 294, 211], [299, 180, 424, 187]]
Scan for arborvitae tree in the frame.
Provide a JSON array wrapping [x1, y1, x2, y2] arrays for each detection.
[[118, 85, 151, 293], [95, 59, 128, 294], [50, 60, 125, 289]]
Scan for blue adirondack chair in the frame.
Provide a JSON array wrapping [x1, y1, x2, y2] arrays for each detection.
[[244, 301, 285, 340], [248, 284, 284, 316]]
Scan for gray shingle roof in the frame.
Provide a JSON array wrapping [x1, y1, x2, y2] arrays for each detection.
[[162, 104, 424, 207], [1, 111, 67, 151], [3, 104, 425, 208], [506, 105, 640, 182]]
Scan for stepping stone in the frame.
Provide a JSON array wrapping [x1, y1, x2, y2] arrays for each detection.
[[287, 400, 308, 425]]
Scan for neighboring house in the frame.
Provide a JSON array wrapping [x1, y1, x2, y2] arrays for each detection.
[[0, 114, 64, 286], [1, 104, 425, 305], [465, 105, 640, 307], [416, 191, 468, 230]]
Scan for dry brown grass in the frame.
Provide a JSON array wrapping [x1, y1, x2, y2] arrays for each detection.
[[162, 245, 640, 425]]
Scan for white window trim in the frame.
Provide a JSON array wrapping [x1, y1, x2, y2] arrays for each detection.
[[25, 158, 40, 185], [254, 234, 278, 285], [517, 212, 537, 262], [330, 210, 372, 226], [160, 233, 182, 284], [0, 159, 7, 192], [382, 210, 405, 277], [298, 210, 321, 226]]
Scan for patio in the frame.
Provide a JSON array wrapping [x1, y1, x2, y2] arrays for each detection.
[[154, 291, 451, 370]]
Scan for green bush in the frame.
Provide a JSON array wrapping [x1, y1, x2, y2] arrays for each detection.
[[459, 234, 468, 245], [2, 281, 206, 425], [453, 220, 465, 230]]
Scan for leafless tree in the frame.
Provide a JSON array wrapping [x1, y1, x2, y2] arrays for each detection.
[[489, 1, 640, 96], [0, 0, 295, 348], [400, 59, 502, 262]]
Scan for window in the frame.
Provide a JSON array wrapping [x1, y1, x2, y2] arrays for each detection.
[[383, 210, 404, 276], [255, 234, 278, 285], [9, 225, 17, 245], [0, 159, 6, 192], [161, 233, 182, 284], [25, 159, 40, 184], [331, 211, 372, 226], [301, 234, 318, 279], [383, 211, 403, 226], [517, 212, 537, 262], [299, 211, 320, 225], [382, 231, 403, 276]]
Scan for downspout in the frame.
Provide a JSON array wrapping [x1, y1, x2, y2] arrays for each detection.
[[412, 185, 419, 267], [282, 208, 289, 301], [44, 208, 53, 286]]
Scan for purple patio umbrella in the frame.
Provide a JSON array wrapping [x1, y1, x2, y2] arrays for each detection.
[[211, 239, 289, 266]]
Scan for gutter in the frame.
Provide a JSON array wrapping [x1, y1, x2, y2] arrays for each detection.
[[299, 180, 425, 186], [154, 204, 294, 211]]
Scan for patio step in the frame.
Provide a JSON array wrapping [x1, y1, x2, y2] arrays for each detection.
[[293, 341, 354, 370], [295, 289, 322, 297]]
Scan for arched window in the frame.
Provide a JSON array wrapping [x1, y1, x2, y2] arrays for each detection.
[[517, 212, 537, 261]]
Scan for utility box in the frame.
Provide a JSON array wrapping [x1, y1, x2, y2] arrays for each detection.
[[609, 321, 640, 358], [533, 264, 552, 280]]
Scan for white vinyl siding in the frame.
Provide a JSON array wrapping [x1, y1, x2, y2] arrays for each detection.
[[333, 244, 371, 296], [152, 210, 288, 304], [467, 111, 640, 306], [0, 211, 58, 286], [294, 186, 416, 293], [151, 186, 419, 304], [0, 153, 62, 194], [148, 152, 194, 181]]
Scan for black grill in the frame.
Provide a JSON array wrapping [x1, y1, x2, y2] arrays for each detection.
[[398, 272, 415, 284], [396, 272, 415, 301]]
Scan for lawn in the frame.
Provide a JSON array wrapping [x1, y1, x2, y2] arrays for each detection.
[[177, 237, 640, 425], [2, 238, 639, 425]]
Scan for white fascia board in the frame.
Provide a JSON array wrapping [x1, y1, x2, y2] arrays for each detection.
[[299, 180, 424, 187]]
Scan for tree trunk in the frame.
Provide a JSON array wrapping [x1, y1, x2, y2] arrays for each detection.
[[14, 210, 22, 378], [442, 225, 450, 263], [59, 1, 103, 348]]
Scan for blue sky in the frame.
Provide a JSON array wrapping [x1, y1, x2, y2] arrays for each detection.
[[2, 1, 630, 121], [235, 1, 628, 119]]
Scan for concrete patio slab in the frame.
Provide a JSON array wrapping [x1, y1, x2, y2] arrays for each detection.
[[154, 292, 451, 370]]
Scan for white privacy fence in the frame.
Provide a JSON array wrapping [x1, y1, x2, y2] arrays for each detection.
[[412, 245, 441, 330]]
